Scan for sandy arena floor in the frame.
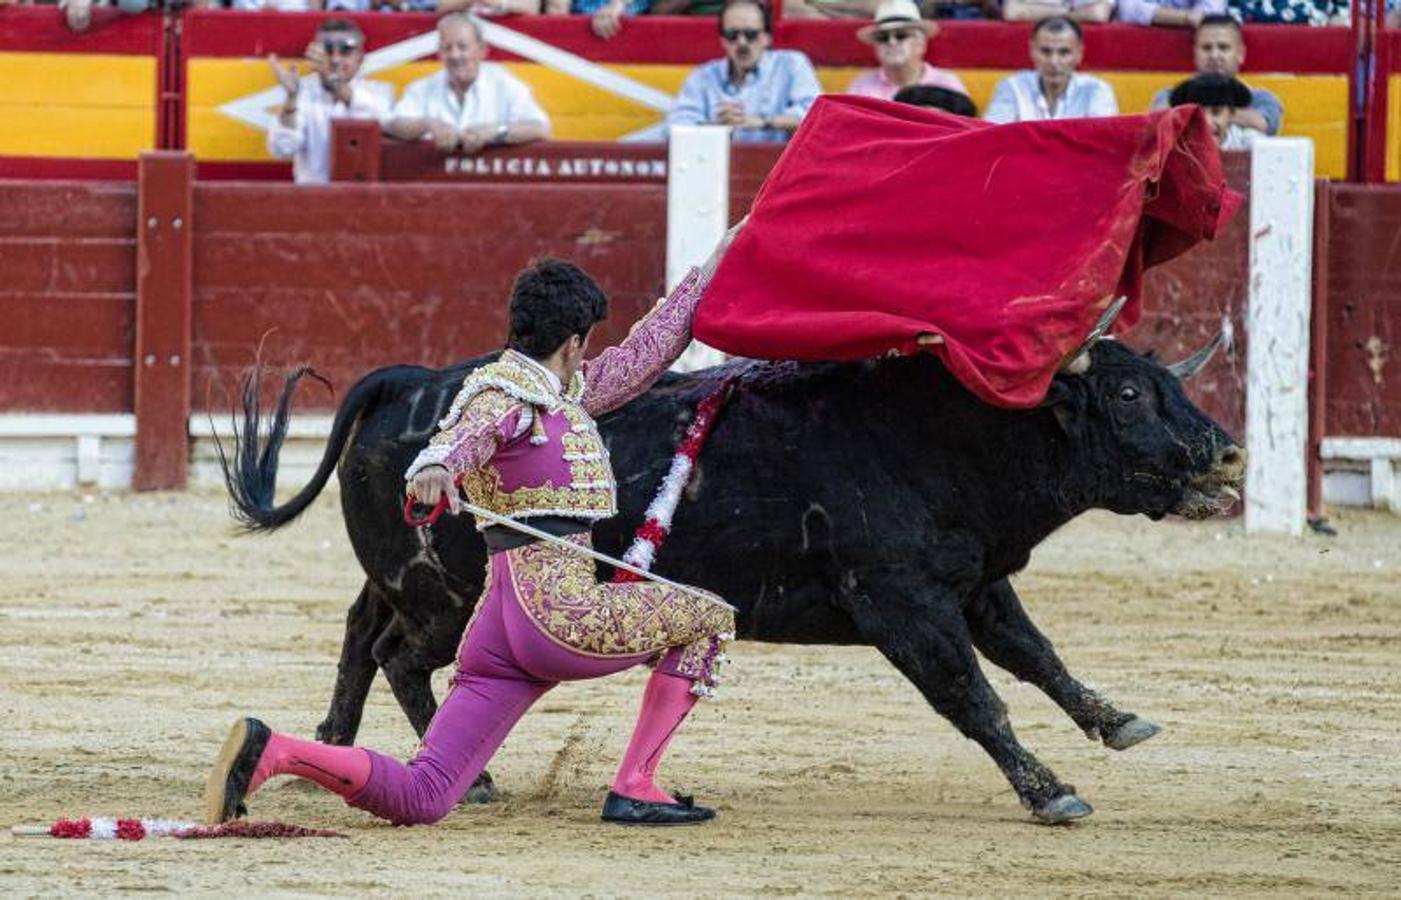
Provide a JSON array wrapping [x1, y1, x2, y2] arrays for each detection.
[[1, 490, 1398, 896]]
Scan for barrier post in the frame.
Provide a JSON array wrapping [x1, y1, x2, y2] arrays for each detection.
[[331, 119, 383, 182], [666, 125, 730, 372], [1246, 138, 1315, 535], [134, 151, 194, 490], [1307, 180, 1330, 520]]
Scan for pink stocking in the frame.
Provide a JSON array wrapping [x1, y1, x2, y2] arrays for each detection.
[[250, 733, 372, 798], [611, 670, 698, 804]]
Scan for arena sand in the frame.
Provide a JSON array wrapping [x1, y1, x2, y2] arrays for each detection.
[[1, 491, 1398, 896]]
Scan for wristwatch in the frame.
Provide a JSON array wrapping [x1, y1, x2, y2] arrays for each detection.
[[760, 116, 773, 131], [492, 123, 509, 144]]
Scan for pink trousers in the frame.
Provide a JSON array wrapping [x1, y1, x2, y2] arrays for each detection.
[[346, 543, 731, 825]]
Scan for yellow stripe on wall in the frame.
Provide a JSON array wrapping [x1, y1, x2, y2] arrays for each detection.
[[1389, 74, 1400, 183], [191, 57, 1346, 178], [0, 53, 155, 158]]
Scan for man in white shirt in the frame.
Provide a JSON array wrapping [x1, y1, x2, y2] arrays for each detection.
[[266, 20, 395, 185], [385, 13, 551, 155], [984, 17, 1118, 124]]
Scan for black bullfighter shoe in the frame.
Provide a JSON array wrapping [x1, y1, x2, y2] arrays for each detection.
[[601, 791, 716, 826], [202, 717, 271, 824]]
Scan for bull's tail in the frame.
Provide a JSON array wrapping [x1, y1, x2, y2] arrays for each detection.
[[216, 364, 392, 533]]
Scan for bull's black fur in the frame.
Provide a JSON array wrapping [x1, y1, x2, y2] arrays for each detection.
[[220, 341, 1242, 820]]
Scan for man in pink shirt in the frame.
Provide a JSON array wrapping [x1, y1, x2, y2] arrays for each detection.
[[846, 0, 969, 102]]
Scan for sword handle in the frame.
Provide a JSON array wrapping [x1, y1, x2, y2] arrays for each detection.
[[403, 495, 449, 528]]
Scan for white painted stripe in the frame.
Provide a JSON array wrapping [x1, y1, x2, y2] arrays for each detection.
[[477, 21, 675, 112], [1244, 138, 1314, 536], [188, 413, 335, 440], [0, 414, 135, 437], [1319, 437, 1401, 459]]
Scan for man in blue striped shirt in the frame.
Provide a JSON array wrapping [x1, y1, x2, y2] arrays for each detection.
[[666, 0, 823, 143]]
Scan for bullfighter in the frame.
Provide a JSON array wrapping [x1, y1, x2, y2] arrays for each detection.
[[205, 224, 742, 828]]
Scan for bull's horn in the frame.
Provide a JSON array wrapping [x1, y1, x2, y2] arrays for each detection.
[[1058, 295, 1128, 373], [1167, 331, 1225, 380]]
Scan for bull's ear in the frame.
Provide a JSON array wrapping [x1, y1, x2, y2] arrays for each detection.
[[1041, 378, 1086, 439]]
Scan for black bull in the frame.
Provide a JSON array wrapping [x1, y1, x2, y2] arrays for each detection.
[[223, 340, 1245, 823]]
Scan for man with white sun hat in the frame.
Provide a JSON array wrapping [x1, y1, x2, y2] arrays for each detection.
[[846, 0, 970, 101]]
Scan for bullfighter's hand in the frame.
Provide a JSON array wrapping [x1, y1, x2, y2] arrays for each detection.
[[700, 214, 748, 281], [408, 465, 461, 516]]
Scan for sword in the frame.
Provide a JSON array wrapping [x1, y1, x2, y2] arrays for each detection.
[[403, 494, 738, 613]]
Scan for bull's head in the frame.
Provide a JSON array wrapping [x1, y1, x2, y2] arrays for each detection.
[[1043, 338, 1246, 520]]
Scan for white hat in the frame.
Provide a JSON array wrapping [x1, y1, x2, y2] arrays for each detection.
[[857, 0, 937, 44]]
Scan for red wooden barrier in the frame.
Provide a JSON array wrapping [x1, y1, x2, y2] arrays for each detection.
[[1320, 183, 1401, 436], [189, 180, 667, 413], [0, 180, 135, 412], [134, 152, 194, 489]]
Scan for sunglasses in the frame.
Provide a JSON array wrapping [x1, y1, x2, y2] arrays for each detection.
[[321, 38, 362, 56], [721, 28, 764, 43], [874, 29, 917, 44]]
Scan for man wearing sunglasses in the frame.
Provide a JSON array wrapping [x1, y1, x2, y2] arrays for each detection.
[[847, 0, 968, 102], [667, 0, 821, 143], [267, 20, 396, 185]]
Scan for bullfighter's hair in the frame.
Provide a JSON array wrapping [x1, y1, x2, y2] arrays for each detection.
[[506, 258, 609, 359]]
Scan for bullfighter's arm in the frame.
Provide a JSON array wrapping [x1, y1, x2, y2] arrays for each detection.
[[580, 217, 743, 417], [403, 389, 524, 483], [579, 266, 710, 418]]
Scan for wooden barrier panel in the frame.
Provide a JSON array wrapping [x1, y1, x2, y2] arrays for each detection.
[[0, 179, 136, 412], [1320, 183, 1401, 436], [1110, 155, 1253, 443], [189, 180, 667, 412]]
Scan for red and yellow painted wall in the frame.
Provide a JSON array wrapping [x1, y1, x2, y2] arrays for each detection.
[[0, 9, 1363, 179]]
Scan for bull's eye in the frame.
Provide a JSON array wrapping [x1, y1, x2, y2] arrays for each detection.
[[1118, 385, 1141, 403]]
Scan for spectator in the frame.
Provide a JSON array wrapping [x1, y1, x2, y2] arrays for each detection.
[[666, 0, 822, 142], [1150, 15, 1281, 136], [847, 0, 970, 101], [545, 0, 650, 40], [266, 19, 395, 185], [893, 83, 979, 115], [647, 0, 726, 15], [1002, 0, 1112, 23], [59, 0, 152, 33], [1169, 72, 1256, 149], [1118, 0, 1223, 28], [385, 13, 550, 155], [984, 17, 1117, 123]]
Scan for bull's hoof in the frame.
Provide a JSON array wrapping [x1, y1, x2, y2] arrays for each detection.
[[1031, 793, 1094, 825], [462, 771, 499, 804], [1102, 716, 1161, 751]]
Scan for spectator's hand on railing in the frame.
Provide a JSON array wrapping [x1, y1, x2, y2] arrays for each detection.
[[59, 0, 92, 32], [459, 125, 493, 155], [591, 0, 627, 39], [716, 102, 762, 130], [428, 121, 461, 154]]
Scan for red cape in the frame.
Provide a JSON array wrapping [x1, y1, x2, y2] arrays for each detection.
[[694, 96, 1241, 408]]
